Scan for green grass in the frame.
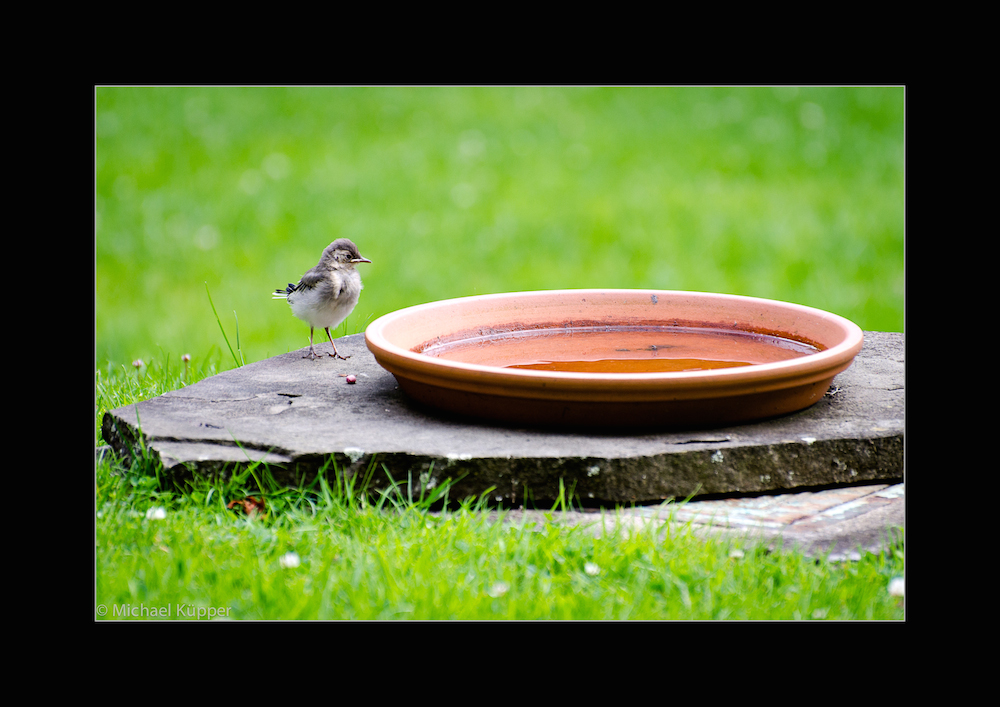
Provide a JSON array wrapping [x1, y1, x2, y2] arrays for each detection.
[[96, 86, 903, 367], [96, 362, 904, 621], [96, 444, 905, 620], [95, 87, 905, 620]]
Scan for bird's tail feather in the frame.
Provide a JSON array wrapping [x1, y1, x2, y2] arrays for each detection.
[[272, 283, 297, 299]]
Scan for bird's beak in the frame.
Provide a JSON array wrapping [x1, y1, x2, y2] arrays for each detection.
[[352, 256, 372, 264]]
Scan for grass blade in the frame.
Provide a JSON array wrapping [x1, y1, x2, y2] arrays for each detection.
[[205, 282, 242, 368], [233, 310, 245, 366]]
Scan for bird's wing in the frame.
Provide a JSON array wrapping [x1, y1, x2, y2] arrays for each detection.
[[298, 266, 326, 289], [273, 266, 324, 299]]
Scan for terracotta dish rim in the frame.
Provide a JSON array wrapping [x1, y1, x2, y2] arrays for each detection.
[[364, 289, 864, 402]]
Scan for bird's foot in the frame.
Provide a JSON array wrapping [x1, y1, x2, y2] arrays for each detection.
[[304, 348, 323, 360], [328, 350, 351, 360]]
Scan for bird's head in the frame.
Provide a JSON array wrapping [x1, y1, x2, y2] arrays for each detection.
[[323, 238, 372, 268]]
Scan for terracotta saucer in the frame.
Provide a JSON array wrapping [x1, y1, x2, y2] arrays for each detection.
[[364, 290, 864, 428]]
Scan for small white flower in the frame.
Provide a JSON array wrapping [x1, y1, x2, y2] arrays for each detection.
[[145, 506, 167, 520], [279, 552, 301, 569], [487, 581, 509, 597], [729, 549, 745, 559], [584, 562, 601, 576], [888, 577, 904, 597]]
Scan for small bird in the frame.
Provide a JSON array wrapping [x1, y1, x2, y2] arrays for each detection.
[[273, 238, 372, 360]]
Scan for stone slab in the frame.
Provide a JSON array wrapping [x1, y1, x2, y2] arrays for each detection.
[[102, 331, 904, 506], [473, 482, 905, 560]]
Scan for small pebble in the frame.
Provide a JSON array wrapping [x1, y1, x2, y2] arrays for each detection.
[[346, 375, 357, 384]]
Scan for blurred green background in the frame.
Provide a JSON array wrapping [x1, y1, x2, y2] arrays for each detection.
[[95, 86, 904, 369]]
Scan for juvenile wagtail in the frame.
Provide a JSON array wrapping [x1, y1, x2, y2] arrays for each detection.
[[273, 238, 371, 360]]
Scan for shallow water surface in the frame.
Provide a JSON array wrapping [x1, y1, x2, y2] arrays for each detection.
[[422, 326, 820, 374]]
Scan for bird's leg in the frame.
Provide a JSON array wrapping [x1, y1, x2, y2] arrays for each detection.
[[325, 327, 350, 360], [304, 327, 321, 360]]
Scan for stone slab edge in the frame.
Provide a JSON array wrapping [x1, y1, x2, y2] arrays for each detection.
[[472, 483, 905, 560], [102, 331, 903, 506]]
